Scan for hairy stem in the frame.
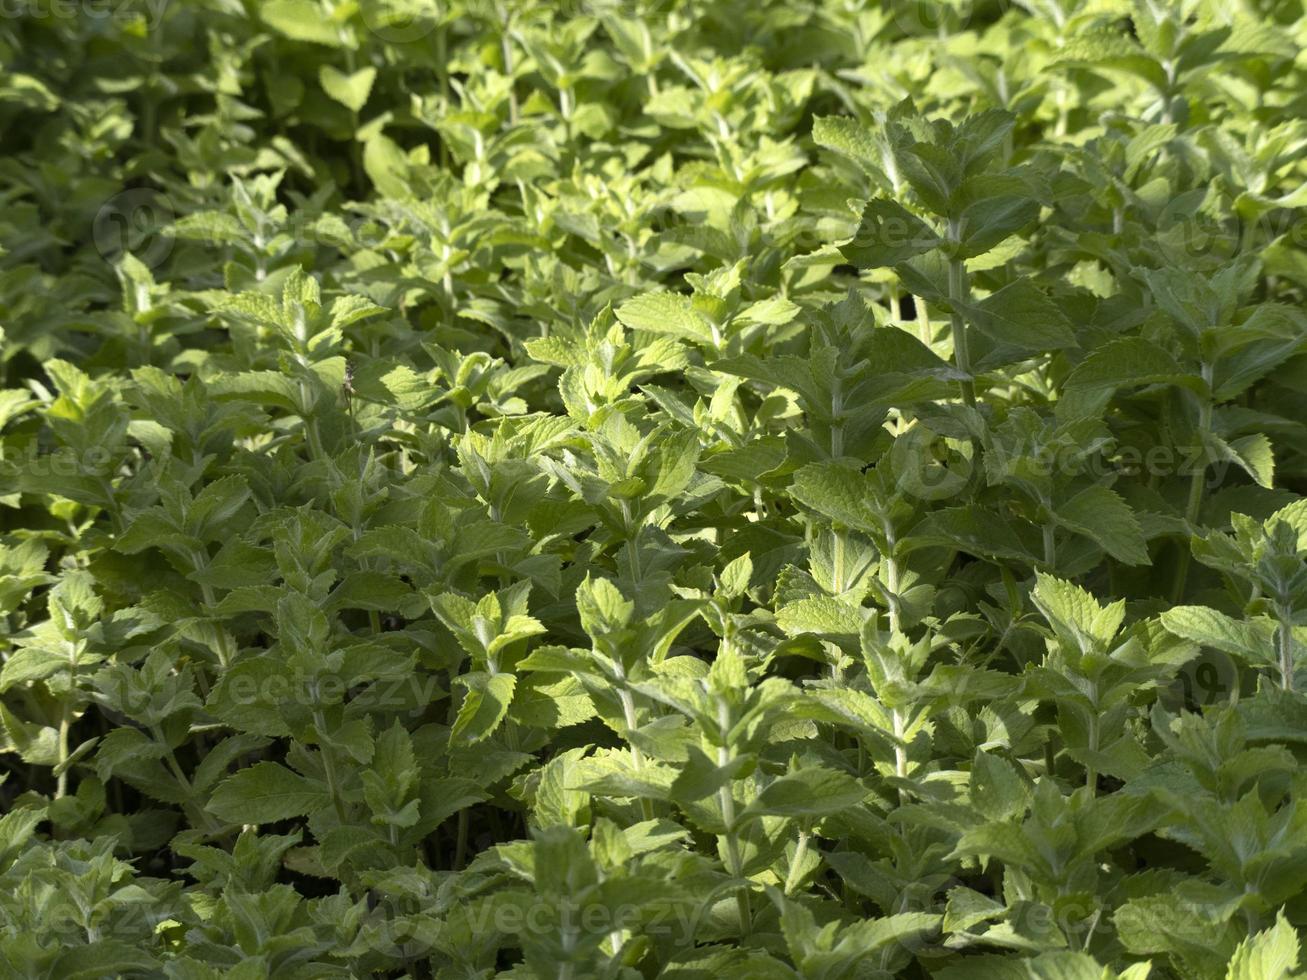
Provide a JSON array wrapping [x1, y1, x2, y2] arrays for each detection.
[[313, 708, 349, 822], [1277, 602, 1296, 692], [717, 702, 751, 935], [884, 549, 902, 635], [946, 240, 975, 406], [619, 686, 656, 821]]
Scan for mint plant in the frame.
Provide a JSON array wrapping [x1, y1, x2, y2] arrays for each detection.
[[3, 0, 1307, 976]]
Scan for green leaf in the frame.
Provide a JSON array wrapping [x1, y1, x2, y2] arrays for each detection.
[[943, 886, 1008, 933], [363, 133, 412, 197], [451, 672, 517, 743], [719, 552, 753, 598], [207, 763, 330, 824], [954, 188, 1040, 259], [320, 65, 376, 113], [1065, 337, 1192, 394], [776, 596, 866, 637], [839, 199, 941, 269], [904, 505, 1037, 562], [1055, 485, 1149, 565], [615, 291, 714, 345], [1226, 911, 1301, 980], [1032, 573, 1125, 647], [1160, 606, 1276, 666], [670, 745, 748, 803], [52, 943, 160, 980], [938, 951, 1141, 979], [789, 463, 883, 533], [970, 752, 1031, 822], [745, 767, 866, 819], [1214, 433, 1275, 489], [812, 116, 886, 178], [0, 647, 69, 692], [964, 279, 1077, 351], [261, 0, 345, 46]]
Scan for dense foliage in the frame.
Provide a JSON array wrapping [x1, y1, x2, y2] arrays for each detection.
[[4, 0, 1307, 976]]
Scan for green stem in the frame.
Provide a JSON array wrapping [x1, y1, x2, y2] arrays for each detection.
[[618, 686, 655, 821], [55, 706, 71, 800], [341, 47, 365, 192], [891, 707, 909, 805], [454, 809, 469, 869], [884, 547, 902, 635], [97, 474, 125, 535], [1171, 372, 1213, 603], [152, 725, 226, 834], [305, 416, 326, 461], [716, 703, 751, 936], [1277, 602, 1295, 692], [55, 638, 83, 799], [436, 25, 451, 170], [946, 243, 975, 406], [193, 552, 236, 670], [915, 296, 932, 346], [1085, 708, 1099, 797], [313, 709, 349, 822], [152, 727, 193, 797]]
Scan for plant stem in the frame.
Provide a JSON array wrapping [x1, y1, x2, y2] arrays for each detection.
[[915, 296, 932, 346], [435, 24, 451, 169], [313, 708, 349, 822], [55, 637, 84, 799], [618, 685, 655, 821], [884, 547, 902, 635], [1171, 369, 1213, 603], [946, 236, 976, 406], [453, 809, 469, 869], [716, 702, 750, 936], [1277, 602, 1296, 692], [1085, 704, 1099, 797], [891, 707, 908, 805], [55, 706, 71, 800], [193, 552, 236, 669]]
